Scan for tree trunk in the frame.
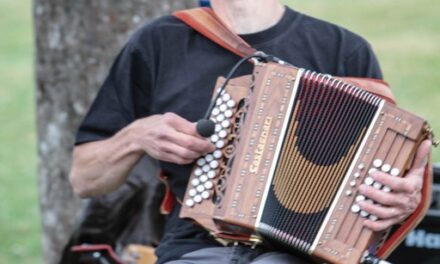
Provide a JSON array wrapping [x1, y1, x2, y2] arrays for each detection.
[[34, 1, 195, 263]]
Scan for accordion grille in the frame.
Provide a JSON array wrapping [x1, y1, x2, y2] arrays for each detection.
[[259, 71, 382, 251]]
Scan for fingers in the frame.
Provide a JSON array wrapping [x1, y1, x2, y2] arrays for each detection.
[[162, 113, 201, 138], [370, 171, 422, 194]]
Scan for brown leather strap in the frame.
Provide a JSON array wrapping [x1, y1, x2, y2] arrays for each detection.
[[173, 8, 396, 104]]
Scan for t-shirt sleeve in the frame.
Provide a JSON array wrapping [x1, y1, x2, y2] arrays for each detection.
[[343, 42, 383, 79], [75, 41, 152, 145]]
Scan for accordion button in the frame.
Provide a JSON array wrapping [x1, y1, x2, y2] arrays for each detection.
[[194, 195, 202, 203], [210, 160, 219, 169], [185, 199, 195, 207], [215, 124, 222, 132], [216, 114, 226, 122], [373, 182, 383, 189], [221, 120, 231, 128], [345, 190, 352, 196], [373, 159, 383, 168], [189, 189, 197, 197], [350, 180, 356, 187], [351, 204, 361, 213], [227, 100, 236, 108], [224, 110, 233, 118], [218, 130, 228, 138], [219, 104, 228, 112], [207, 171, 216, 179], [213, 150, 222, 159], [368, 168, 377, 175], [353, 172, 361, 178], [202, 165, 211, 173], [191, 179, 200, 186], [369, 215, 379, 221], [194, 168, 203, 176], [358, 163, 365, 170], [196, 159, 206, 167], [200, 175, 208, 183], [212, 107, 220, 116], [360, 210, 369, 218], [222, 93, 231, 101], [364, 177, 374, 186], [205, 154, 214, 162], [196, 185, 205, 193], [216, 140, 225, 149], [355, 195, 366, 202], [382, 186, 392, 193], [216, 98, 223, 106], [390, 168, 400, 176], [381, 164, 391, 173], [204, 181, 213, 189], [201, 191, 211, 200]]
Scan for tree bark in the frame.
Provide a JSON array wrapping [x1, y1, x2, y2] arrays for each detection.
[[34, 1, 195, 263]]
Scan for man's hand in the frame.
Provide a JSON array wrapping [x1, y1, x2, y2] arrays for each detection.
[[358, 139, 431, 231], [129, 113, 215, 165]]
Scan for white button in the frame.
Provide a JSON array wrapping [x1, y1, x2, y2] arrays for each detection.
[[373, 159, 383, 168], [356, 195, 366, 202], [201, 191, 211, 200], [210, 160, 219, 169], [204, 181, 214, 189], [191, 179, 200, 186], [350, 180, 356, 187], [207, 171, 216, 179], [351, 204, 361, 213], [382, 164, 391, 172], [193, 195, 202, 203], [196, 159, 206, 167], [185, 199, 195, 207], [360, 210, 369, 218], [189, 189, 197, 197], [369, 215, 378, 221], [224, 110, 233, 118], [227, 100, 236, 108], [213, 150, 223, 159], [353, 172, 361, 178], [222, 93, 231, 101], [383, 186, 391, 192], [215, 124, 222, 132], [218, 130, 228, 138], [196, 185, 205, 193], [364, 177, 374, 185], [390, 168, 400, 176], [216, 114, 225, 122], [345, 190, 352, 196], [221, 120, 231, 128], [358, 163, 365, 170], [373, 182, 382, 189], [216, 140, 225, 149], [216, 98, 223, 105], [194, 168, 203, 176], [200, 175, 208, 183], [219, 104, 228, 112], [205, 154, 214, 162], [368, 168, 377, 175], [211, 108, 220, 116], [202, 165, 211, 172]]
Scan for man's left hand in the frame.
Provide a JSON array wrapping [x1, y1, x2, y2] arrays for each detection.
[[358, 139, 432, 231]]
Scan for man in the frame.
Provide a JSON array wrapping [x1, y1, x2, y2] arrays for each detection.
[[70, 0, 431, 263]]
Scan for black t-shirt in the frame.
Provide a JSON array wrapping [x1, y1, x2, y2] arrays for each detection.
[[76, 7, 383, 263]]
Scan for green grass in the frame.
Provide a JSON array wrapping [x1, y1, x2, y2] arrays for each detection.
[[0, 0, 41, 263], [0, 1, 439, 263], [283, 0, 440, 161]]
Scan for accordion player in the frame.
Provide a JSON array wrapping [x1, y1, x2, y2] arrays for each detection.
[[180, 54, 435, 264]]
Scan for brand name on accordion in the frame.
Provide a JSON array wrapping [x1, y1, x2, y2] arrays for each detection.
[[249, 116, 273, 173]]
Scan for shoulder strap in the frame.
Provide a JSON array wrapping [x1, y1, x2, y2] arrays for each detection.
[[173, 8, 396, 104]]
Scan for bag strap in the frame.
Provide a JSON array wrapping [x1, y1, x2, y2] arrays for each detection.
[[173, 7, 434, 257], [173, 7, 396, 104]]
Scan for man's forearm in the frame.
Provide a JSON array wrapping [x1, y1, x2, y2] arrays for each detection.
[[69, 127, 143, 198]]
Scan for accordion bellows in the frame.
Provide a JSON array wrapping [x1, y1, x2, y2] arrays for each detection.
[[180, 62, 428, 263]]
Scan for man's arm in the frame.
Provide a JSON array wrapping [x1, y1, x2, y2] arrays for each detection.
[[70, 113, 215, 198]]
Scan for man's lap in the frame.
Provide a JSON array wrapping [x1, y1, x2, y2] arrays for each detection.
[[164, 246, 311, 264]]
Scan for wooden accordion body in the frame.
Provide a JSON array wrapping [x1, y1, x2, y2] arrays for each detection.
[[180, 62, 429, 263]]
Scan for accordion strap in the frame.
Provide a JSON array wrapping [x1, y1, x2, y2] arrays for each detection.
[[173, 7, 396, 104]]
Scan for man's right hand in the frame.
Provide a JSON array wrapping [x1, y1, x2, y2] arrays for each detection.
[[128, 113, 215, 165]]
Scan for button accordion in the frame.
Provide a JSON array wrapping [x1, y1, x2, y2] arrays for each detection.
[[180, 61, 432, 263]]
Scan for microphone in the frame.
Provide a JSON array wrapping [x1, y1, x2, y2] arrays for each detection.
[[196, 119, 215, 137]]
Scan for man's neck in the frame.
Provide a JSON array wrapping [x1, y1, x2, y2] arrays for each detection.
[[210, 0, 285, 34]]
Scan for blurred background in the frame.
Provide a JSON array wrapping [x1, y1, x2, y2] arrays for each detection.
[[0, 0, 438, 263]]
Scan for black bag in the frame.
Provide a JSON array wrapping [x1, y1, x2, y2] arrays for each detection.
[[59, 156, 165, 264]]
